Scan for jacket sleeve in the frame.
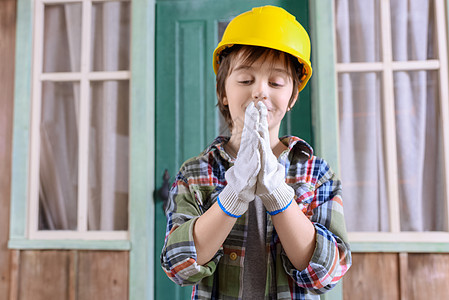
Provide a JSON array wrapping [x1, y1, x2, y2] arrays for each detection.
[[160, 170, 223, 286], [281, 158, 352, 294]]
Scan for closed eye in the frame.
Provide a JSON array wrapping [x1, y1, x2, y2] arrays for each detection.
[[270, 82, 284, 87], [238, 80, 253, 85]]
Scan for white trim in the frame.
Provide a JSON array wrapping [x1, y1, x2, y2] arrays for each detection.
[[435, 0, 449, 231], [336, 62, 384, 72], [336, 60, 441, 72], [32, 230, 128, 240], [28, 0, 130, 241], [76, 0, 92, 233], [42, 0, 86, 3], [391, 60, 441, 70], [349, 231, 449, 243], [380, 0, 401, 233], [40, 71, 130, 81], [29, 0, 45, 239], [41, 0, 131, 4], [91, 0, 131, 2]]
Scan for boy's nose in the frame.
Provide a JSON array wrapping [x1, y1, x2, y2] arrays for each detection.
[[252, 82, 268, 100], [253, 92, 267, 100]]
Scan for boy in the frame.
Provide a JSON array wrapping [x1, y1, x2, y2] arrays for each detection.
[[161, 5, 351, 299]]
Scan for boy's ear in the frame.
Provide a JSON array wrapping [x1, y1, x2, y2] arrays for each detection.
[[217, 91, 229, 106], [288, 91, 299, 110]]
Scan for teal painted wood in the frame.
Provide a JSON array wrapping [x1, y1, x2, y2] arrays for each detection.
[[129, 0, 156, 300], [309, 2, 343, 300], [320, 281, 343, 300], [309, 0, 340, 176], [155, 4, 217, 298], [9, 0, 33, 242], [155, 1, 311, 299], [281, 85, 313, 144], [8, 239, 131, 250], [351, 242, 449, 253], [278, 0, 312, 143]]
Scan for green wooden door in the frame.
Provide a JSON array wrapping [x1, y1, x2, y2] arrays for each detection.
[[155, 1, 311, 299]]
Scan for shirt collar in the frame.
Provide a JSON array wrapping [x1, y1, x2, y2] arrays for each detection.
[[203, 136, 233, 162], [204, 135, 313, 163], [280, 135, 313, 159]]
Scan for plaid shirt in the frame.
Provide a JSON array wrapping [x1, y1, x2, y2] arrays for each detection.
[[161, 136, 351, 299]]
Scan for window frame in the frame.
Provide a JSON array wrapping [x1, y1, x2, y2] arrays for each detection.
[[10, 0, 155, 298], [310, 0, 449, 253], [28, 0, 132, 241], [9, 0, 154, 256]]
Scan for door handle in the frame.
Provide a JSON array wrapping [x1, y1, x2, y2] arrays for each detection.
[[158, 169, 170, 212]]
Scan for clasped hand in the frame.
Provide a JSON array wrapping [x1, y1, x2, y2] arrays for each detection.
[[218, 102, 294, 217]]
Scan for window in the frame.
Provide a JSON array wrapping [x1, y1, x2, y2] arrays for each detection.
[[335, 0, 449, 243], [11, 0, 154, 297], [29, 0, 131, 240]]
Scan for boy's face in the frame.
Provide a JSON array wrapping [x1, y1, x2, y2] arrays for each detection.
[[223, 52, 297, 136]]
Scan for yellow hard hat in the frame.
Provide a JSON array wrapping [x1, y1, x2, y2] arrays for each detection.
[[213, 5, 312, 92]]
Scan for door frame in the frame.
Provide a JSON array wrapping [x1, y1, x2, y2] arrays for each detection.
[[129, 0, 156, 299]]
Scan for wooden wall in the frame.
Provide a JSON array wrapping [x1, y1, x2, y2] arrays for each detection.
[[0, 0, 17, 297], [343, 253, 449, 300], [9, 250, 129, 300]]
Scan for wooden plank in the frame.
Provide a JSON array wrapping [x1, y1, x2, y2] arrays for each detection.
[[406, 254, 449, 299], [343, 253, 400, 300], [0, 0, 17, 298], [77, 250, 129, 300], [18, 250, 71, 300], [399, 253, 408, 300], [9, 250, 19, 300], [68, 251, 77, 300]]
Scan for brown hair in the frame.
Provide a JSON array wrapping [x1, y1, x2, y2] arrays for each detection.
[[216, 45, 305, 131]]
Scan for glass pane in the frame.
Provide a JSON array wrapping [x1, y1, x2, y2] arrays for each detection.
[[43, 3, 82, 72], [91, 1, 131, 71], [88, 81, 129, 231], [335, 0, 382, 63], [338, 72, 389, 231], [39, 81, 80, 230], [390, 0, 436, 61], [394, 71, 444, 231]]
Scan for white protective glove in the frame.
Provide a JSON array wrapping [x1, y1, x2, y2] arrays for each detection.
[[218, 102, 261, 218], [255, 102, 295, 215]]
